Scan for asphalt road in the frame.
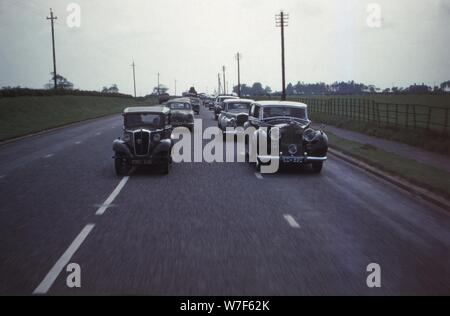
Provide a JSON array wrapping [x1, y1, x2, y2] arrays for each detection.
[[0, 105, 449, 295]]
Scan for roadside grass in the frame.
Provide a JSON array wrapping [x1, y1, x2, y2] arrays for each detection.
[[327, 132, 450, 199], [0, 95, 157, 141], [311, 113, 450, 157]]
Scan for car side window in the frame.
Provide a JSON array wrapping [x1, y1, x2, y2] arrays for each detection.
[[253, 105, 260, 119]]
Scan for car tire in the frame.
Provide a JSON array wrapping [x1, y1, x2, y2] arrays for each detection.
[[115, 158, 131, 176], [161, 159, 170, 175], [255, 158, 262, 172], [311, 161, 323, 173]]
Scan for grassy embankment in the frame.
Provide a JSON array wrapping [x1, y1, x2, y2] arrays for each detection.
[[0, 95, 157, 141], [328, 132, 450, 199]]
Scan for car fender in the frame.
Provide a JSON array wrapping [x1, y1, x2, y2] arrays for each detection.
[[153, 139, 172, 156], [113, 139, 132, 158]]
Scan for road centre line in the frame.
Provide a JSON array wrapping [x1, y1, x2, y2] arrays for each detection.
[[284, 214, 301, 228], [33, 224, 95, 294], [254, 172, 264, 180], [95, 176, 129, 215], [44, 154, 54, 158]]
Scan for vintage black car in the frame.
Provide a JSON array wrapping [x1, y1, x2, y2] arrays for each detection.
[[189, 97, 200, 115], [245, 101, 328, 173], [213, 95, 239, 120], [218, 98, 254, 139], [113, 106, 173, 175], [165, 98, 195, 132]]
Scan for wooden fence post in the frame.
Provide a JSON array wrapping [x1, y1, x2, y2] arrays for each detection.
[[405, 104, 409, 128], [444, 108, 449, 134]]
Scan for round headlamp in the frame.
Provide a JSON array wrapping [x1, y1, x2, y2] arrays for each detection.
[[152, 133, 161, 142], [123, 133, 131, 142], [303, 128, 317, 142]]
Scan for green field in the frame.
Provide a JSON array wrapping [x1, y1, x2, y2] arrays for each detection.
[[286, 94, 450, 108], [0, 95, 157, 141]]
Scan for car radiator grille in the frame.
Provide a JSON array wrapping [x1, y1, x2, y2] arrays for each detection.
[[236, 114, 248, 126], [280, 128, 302, 155], [134, 130, 150, 156]]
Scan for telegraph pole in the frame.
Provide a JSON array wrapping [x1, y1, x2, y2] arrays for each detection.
[[46, 8, 58, 90], [157, 72, 160, 95], [276, 10, 289, 101], [218, 73, 222, 95], [131, 60, 136, 97], [174, 79, 177, 96], [235, 52, 242, 97], [222, 66, 226, 94]]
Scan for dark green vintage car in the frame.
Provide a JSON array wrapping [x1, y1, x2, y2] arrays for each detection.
[[113, 106, 173, 175], [165, 98, 195, 132]]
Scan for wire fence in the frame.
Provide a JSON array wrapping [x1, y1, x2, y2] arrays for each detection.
[[295, 97, 450, 134]]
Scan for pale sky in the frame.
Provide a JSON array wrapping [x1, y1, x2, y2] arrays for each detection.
[[0, 0, 449, 96]]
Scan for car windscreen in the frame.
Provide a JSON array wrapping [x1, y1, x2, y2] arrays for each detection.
[[125, 113, 163, 128], [168, 102, 191, 110], [262, 107, 307, 119], [227, 102, 251, 111]]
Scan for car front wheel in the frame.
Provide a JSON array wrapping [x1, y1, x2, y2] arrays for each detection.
[[311, 161, 323, 173], [115, 158, 131, 176]]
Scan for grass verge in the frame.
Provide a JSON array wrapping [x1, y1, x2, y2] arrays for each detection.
[[312, 113, 450, 157], [327, 132, 450, 200], [0, 95, 157, 141]]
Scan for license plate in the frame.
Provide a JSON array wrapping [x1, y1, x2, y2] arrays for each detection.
[[282, 156, 302, 163], [132, 159, 152, 165]]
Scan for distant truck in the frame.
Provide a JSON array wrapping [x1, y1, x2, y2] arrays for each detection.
[[158, 93, 170, 104]]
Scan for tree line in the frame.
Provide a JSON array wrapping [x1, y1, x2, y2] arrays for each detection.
[[233, 80, 450, 96]]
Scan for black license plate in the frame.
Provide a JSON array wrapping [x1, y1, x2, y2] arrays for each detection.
[[132, 159, 152, 165], [282, 156, 302, 163]]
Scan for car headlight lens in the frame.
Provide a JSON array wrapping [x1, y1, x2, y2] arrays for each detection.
[[152, 133, 161, 142], [303, 128, 317, 142], [123, 133, 131, 142], [228, 119, 236, 127]]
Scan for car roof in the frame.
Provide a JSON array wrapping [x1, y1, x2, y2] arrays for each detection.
[[224, 98, 255, 103], [123, 106, 170, 114], [255, 100, 307, 109], [168, 97, 190, 103], [217, 95, 238, 99]]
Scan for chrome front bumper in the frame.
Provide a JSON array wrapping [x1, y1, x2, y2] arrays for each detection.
[[257, 155, 327, 163]]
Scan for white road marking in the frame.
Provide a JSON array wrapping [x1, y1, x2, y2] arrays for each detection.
[[75, 141, 82, 145], [284, 214, 301, 228], [96, 132, 101, 136], [254, 172, 263, 180], [33, 224, 95, 294], [44, 154, 54, 158], [95, 176, 129, 215]]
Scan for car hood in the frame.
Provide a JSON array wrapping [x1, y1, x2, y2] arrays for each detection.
[[227, 110, 249, 116], [171, 109, 194, 116]]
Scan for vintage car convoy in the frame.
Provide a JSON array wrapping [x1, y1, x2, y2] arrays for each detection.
[[113, 106, 173, 175], [218, 98, 254, 139], [244, 101, 328, 173], [165, 98, 195, 132]]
